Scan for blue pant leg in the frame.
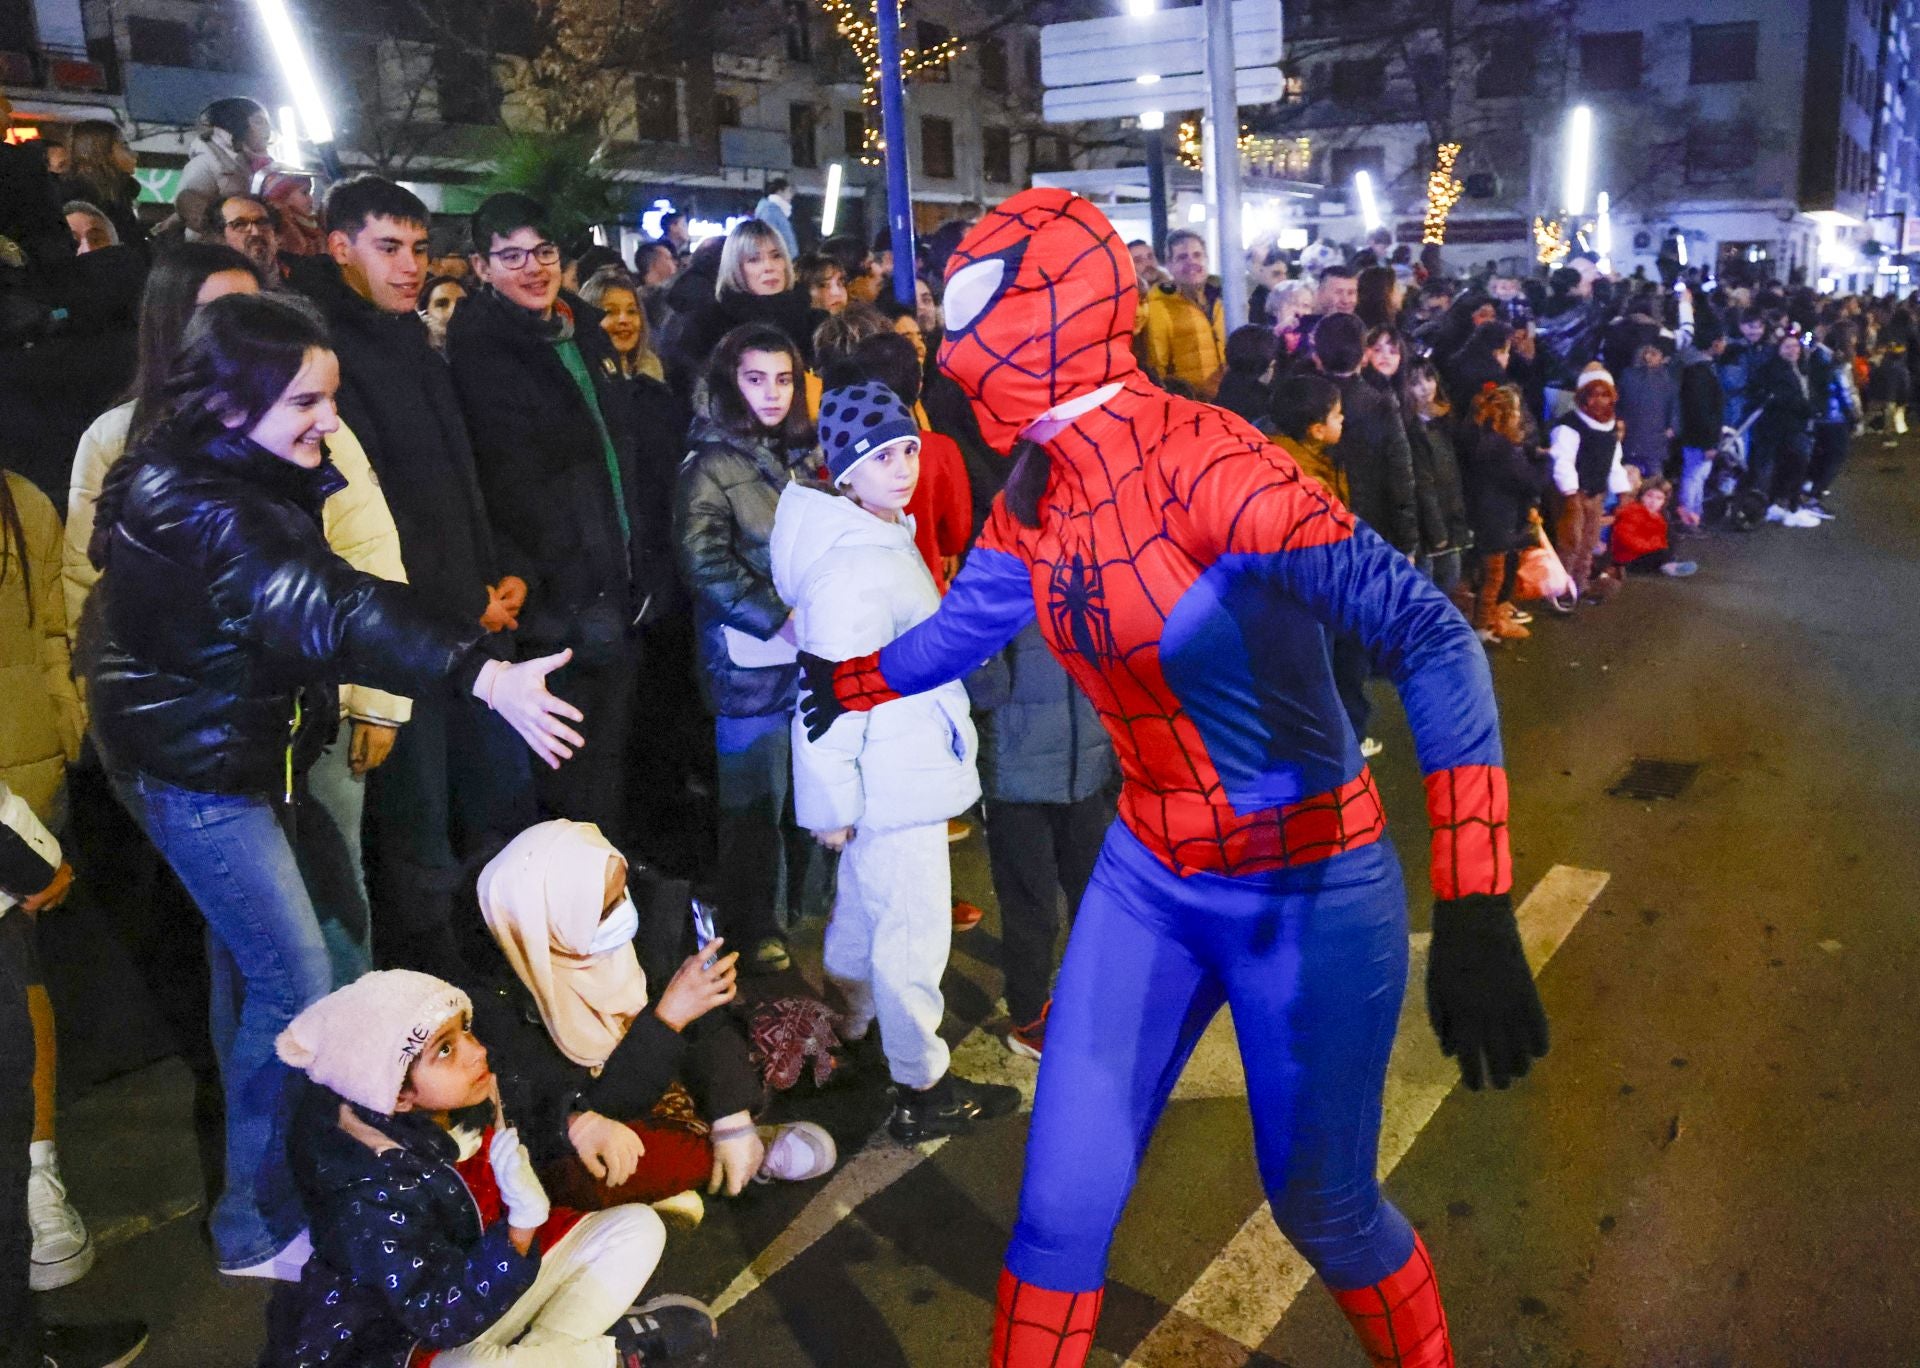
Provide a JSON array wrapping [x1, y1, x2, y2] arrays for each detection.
[[115, 774, 332, 1269], [1006, 825, 1226, 1292], [1216, 847, 1414, 1291]]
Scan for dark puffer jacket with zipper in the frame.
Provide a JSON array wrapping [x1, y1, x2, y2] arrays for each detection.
[[671, 409, 822, 718], [964, 620, 1115, 806], [87, 430, 483, 795], [266, 1086, 542, 1368], [446, 287, 662, 661]]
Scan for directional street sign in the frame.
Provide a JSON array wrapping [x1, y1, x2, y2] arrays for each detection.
[[1042, 66, 1283, 123], [1039, 0, 1282, 89]]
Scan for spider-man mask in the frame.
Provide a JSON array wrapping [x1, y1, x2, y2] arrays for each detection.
[[937, 188, 1140, 453]]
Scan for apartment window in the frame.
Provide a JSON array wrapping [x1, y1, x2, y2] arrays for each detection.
[[843, 108, 869, 157], [783, 0, 813, 63], [435, 46, 499, 125], [978, 37, 1008, 93], [1475, 26, 1536, 96], [1690, 22, 1758, 83], [714, 92, 741, 128], [1684, 123, 1756, 181], [916, 21, 953, 82], [127, 17, 194, 66], [634, 76, 682, 143], [1579, 31, 1642, 92], [983, 125, 1012, 184], [1327, 144, 1385, 186], [1329, 58, 1386, 103], [1282, 71, 1305, 104], [1030, 133, 1073, 173], [921, 114, 956, 178], [789, 102, 818, 168]]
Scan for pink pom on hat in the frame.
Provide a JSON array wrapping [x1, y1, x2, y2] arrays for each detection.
[[275, 970, 472, 1116]]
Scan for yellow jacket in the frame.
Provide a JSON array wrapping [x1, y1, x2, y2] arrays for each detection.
[[1, 472, 82, 821], [1142, 282, 1227, 398], [1273, 433, 1348, 508], [64, 404, 413, 728]]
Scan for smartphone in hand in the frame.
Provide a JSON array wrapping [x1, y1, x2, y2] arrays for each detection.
[[692, 898, 719, 969]]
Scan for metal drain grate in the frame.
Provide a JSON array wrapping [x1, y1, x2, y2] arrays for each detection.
[[1607, 759, 1701, 801]]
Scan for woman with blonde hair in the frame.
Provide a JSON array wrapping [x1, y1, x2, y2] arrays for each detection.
[[578, 265, 665, 382], [57, 119, 145, 253], [665, 219, 814, 387]]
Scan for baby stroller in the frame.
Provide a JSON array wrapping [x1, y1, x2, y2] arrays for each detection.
[[1703, 412, 1767, 530]]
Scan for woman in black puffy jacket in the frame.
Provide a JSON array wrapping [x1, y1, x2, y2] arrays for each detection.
[[85, 292, 583, 1277]]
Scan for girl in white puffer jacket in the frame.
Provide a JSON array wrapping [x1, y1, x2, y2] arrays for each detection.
[[770, 383, 1017, 1143]]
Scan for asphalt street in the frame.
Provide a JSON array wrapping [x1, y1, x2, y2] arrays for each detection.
[[36, 437, 1920, 1367]]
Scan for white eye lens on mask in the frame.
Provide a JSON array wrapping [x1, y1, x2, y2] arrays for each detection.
[[588, 894, 639, 956]]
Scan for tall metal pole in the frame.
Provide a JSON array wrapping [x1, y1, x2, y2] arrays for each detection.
[[1203, 0, 1245, 329], [1145, 124, 1169, 257], [874, 0, 918, 306]]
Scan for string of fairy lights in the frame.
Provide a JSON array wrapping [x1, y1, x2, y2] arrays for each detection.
[[1423, 142, 1462, 245], [815, 0, 966, 163], [1532, 215, 1571, 264], [1174, 120, 1312, 178]]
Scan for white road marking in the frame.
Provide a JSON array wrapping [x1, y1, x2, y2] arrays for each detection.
[[1122, 864, 1609, 1365], [93, 1195, 203, 1252], [710, 1027, 1038, 1317]]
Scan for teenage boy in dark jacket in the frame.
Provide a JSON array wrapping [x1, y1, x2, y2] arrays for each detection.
[[315, 175, 535, 981], [450, 192, 660, 847]]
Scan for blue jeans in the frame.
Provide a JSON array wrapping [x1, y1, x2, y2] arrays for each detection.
[[111, 772, 342, 1268], [1679, 446, 1713, 522]]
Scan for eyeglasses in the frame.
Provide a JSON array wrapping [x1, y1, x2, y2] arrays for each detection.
[[489, 242, 561, 269], [224, 216, 272, 234]]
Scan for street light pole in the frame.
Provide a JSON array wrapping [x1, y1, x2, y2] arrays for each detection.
[[1203, 0, 1245, 328], [874, 0, 918, 306], [1142, 112, 1169, 256]]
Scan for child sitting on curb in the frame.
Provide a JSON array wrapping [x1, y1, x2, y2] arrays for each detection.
[[1609, 479, 1698, 579], [268, 970, 715, 1367]]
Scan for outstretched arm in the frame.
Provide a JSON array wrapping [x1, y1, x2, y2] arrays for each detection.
[[1184, 439, 1543, 1090], [798, 534, 1034, 740]]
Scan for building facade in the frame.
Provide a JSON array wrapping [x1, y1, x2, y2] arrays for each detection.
[[1238, 0, 1920, 285]]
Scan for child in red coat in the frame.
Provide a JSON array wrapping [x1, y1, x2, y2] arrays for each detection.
[[1611, 481, 1697, 578]]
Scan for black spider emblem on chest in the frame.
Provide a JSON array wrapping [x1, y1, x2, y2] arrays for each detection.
[[1046, 552, 1116, 668]]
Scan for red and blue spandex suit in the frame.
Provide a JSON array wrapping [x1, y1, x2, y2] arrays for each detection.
[[800, 190, 1548, 1368]]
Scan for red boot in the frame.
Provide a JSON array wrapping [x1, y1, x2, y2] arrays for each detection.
[[1327, 1234, 1454, 1368], [989, 1268, 1103, 1368]]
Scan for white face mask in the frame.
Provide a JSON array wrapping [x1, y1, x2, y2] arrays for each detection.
[[587, 893, 639, 956]]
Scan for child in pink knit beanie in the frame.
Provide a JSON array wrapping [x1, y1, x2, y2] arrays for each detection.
[[265, 970, 716, 1367]]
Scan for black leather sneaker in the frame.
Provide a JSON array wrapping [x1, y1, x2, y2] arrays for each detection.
[[613, 1294, 716, 1365], [887, 1072, 1021, 1144]]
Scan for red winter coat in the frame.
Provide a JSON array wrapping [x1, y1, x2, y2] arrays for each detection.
[[906, 429, 973, 593], [1610, 502, 1669, 565]]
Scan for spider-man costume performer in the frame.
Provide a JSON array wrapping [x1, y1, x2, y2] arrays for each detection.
[[799, 189, 1548, 1368]]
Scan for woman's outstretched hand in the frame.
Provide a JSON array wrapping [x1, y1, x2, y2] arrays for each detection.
[[474, 650, 586, 769]]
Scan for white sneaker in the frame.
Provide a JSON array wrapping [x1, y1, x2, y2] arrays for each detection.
[[28, 1142, 93, 1291], [1764, 503, 1792, 524], [225, 1227, 312, 1282], [1359, 737, 1384, 758], [1785, 509, 1824, 528], [755, 1122, 837, 1183]]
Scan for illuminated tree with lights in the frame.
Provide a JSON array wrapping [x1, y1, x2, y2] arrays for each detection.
[[816, 0, 966, 163], [1422, 142, 1462, 245]]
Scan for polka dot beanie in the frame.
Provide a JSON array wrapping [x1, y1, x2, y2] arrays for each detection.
[[817, 382, 919, 485]]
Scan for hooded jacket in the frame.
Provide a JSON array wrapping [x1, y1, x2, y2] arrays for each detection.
[[1675, 346, 1727, 449], [770, 483, 979, 832], [447, 287, 660, 658], [175, 129, 258, 243], [87, 430, 479, 795], [1324, 372, 1421, 553], [0, 472, 80, 819], [672, 410, 820, 718]]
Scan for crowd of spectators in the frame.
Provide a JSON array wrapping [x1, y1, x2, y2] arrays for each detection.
[[0, 93, 1906, 1367]]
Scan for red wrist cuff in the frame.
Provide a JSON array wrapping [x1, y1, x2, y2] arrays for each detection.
[[1424, 764, 1512, 899]]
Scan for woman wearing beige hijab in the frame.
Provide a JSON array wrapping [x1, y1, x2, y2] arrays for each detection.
[[475, 820, 835, 1211]]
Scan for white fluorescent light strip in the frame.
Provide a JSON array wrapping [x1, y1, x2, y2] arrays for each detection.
[[1564, 105, 1592, 217], [1353, 169, 1382, 232], [253, 0, 333, 144], [821, 162, 844, 237]]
